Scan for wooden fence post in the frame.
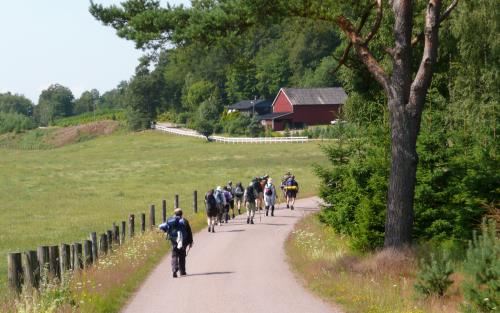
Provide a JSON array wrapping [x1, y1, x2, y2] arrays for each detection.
[[99, 234, 108, 255], [37, 246, 49, 275], [107, 230, 114, 251], [22, 251, 39, 289], [150, 204, 155, 228], [48, 245, 60, 280], [83, 240, 93, 268], [60, 244, 71, 277], [129, 214, 135, 238], [174, 194, 179, 209], [193, 190, 198, 213], [72, 243, 83, 270], [7, 252, 22, 294], [121, 221, 126, 244], [90, 232, 98, 262], [113, 223, 120, 245], [162, 199, 167, 223], [141, 213, 146, 233]]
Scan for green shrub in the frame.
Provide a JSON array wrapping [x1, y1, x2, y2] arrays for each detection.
[[461, 220, 500, 312], [0, 112, 37, 134], [414, 252, 454, 297], [52, 109, 125, 127]]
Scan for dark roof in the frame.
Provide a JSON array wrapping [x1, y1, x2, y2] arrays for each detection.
[[281, 87, 347, 105], [256, 112, 292, 121], [228, 99, 272, 110]]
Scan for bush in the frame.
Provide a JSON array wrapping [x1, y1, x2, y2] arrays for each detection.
[[0, 112, 37, 134], [414, 252, 454, 297], [461, 219, 500, 312]]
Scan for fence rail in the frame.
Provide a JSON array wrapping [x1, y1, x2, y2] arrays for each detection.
[[153, 123, 309, 143]]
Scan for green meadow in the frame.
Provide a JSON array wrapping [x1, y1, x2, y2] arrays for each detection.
[[0, 130, 327, 291]]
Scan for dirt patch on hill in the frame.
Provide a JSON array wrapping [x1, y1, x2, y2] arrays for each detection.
[[46, 120, 120, 147]]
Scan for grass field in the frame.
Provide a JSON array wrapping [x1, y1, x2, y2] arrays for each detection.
[[0, 130, 327, 292]]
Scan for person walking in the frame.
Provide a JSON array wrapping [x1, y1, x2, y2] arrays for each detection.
[[264, 178, 277, 216], [159, 208, 193, 277], [285, 176, 299, 210], [205, 189, 218, 232], [223, 186, 233, 223], [281, 171, 292, 199], [233, 182, 244, 215], [214, 186, 226, 225], [226, 181, 236, 219], [244, 182, 258, 224]]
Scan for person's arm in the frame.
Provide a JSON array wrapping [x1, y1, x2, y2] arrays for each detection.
[[186, 220, 193, 247]]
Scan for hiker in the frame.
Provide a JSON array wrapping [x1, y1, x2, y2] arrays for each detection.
[[159, 208, 193, 277], [233, 182, 244, 215], [223, 186, 233, 222], [244, 181, 258, 224], [226, 181, 236, 218], [214, 186, 226, 225], [205, 189, 218, 232], [264, 178, 277, 216], [253, 177, 264, 213], [285, 176, 299, 210]]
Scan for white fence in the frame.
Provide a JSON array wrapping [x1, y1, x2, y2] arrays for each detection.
[[153, 123, 309, 144]]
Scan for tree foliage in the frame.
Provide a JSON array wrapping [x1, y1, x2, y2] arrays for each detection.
[[35, 84, 74, 126]]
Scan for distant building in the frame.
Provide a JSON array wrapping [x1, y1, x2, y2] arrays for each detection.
[[227, 99, 272, 116], [258, 87, 348, 131]]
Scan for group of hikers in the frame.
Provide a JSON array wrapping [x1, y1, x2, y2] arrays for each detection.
[[203, 171, 299, 231], [159, 171, 299, 277]]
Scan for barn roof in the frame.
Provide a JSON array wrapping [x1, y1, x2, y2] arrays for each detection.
[[256, 112, 292, 121], [281, 87, 347, 105], [228, 99, 272, 110]]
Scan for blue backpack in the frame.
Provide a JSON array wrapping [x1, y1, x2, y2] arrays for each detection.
[[159, 216, 187, 243]]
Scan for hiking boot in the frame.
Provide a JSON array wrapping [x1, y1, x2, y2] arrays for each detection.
[[212, 226, 215, 233], [246, 217, 250, 224], [180, 272, 187, 276], [291, 205, 294, 210], [250, 219, 254, 224], [271, 211, 274, 217], [286, 204, 289, 209], [232, 213, 235, 219], [208, 227, 211, 232], [265, 210, 269, 216], [238, 209, 241, 215], [173, 272, 178, 278]]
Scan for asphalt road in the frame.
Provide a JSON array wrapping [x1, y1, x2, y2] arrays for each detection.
[[122, 197, 341, 313]]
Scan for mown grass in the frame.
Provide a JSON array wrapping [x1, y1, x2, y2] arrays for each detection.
[[0, 130, 327, 295], [285, 213, 462, 313]]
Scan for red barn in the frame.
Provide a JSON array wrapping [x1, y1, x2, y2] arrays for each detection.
[[258, 87, 348, 131]]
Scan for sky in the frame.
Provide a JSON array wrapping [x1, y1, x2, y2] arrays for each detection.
[[0, 0, 188, 103]]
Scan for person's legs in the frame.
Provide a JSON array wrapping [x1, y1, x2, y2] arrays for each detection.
[[178, 248, 187, 275], [207, 216, 211, 232], [249, 203, 256, 224], [291, 194, 296, 209], [171, 247, 179, 277], [271, 204, 274, 216], [265, 205, 269, 216]]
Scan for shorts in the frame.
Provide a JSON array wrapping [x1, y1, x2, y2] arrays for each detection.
[[258, 192, 264, 199], [229, 199, 234, 209], [286, 190, 297, 198], [246, 202, 256, 212], [207, 208, 218, 218], [235, 196, 243, 203]]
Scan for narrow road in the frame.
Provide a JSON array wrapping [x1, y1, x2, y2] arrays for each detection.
[[122, 197, 341, 313]]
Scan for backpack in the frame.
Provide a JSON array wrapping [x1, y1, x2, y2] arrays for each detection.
[[214, 190, 224, 204], [265, 185, 273, 196], [286, 179, 298, 191], [246, 186, 256, 202], [205, 192, 216, 209], [234, 186, 244, 197], [160, 216, 187, 243]]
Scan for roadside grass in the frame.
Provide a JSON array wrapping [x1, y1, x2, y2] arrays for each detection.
[[285, 213, 462, 313], [0, 130, 327, 295]]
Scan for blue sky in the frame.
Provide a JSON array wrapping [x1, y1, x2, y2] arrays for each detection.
[[0, 0, 188, 103]]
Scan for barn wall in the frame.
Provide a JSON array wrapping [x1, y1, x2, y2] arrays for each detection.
[[272, 90, 293, 113], [292, 104, 341, 126]]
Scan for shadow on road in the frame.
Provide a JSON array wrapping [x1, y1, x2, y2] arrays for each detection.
[[186, 271, 234, 277], [219, 229, 245, 233]]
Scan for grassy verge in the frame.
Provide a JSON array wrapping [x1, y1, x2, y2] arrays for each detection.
[[0, 130, 327, 293], [285, 213, 462, 313], [3, 211, 208, 313]]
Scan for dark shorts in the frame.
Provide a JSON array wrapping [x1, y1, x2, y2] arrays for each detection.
[[229, 199, 234, 209], [286, 190, 297, 198], [207, 208, 217, 217]]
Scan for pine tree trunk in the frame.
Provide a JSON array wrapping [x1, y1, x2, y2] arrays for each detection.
[[384, 97, 420, 248]]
